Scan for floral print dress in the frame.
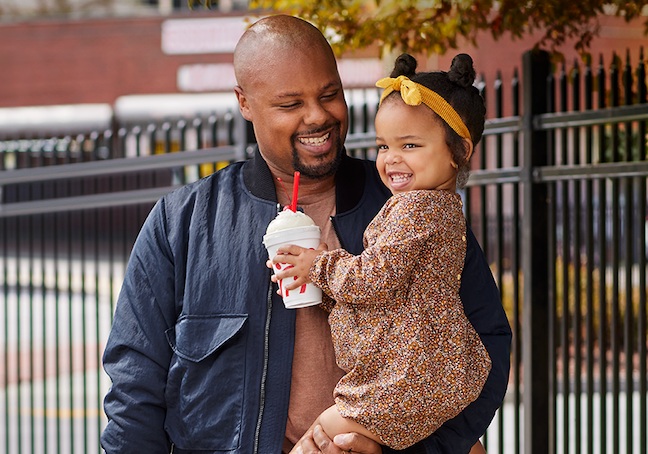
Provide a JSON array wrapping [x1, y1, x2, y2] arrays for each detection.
[[310, 189, 491, 449]]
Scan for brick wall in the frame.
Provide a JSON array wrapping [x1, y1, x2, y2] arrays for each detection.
[[0, 13, 232, 107], [1, 13, 645, 109]]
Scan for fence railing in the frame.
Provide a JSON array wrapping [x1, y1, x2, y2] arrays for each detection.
[[1, 49, 647, 454]]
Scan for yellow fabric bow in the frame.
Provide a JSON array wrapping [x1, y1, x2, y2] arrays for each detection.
[[376, 75, 471, 141]]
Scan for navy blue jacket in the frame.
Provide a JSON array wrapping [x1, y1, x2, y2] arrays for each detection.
[[101, 149, 511, 454]]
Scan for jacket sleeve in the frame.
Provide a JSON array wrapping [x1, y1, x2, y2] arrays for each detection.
[[311, 193, 436, 305], [101, 200, 178, 454], [381, 227, 512, 454]]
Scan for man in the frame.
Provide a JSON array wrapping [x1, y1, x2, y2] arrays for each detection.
[[101, 14, 511, 454]]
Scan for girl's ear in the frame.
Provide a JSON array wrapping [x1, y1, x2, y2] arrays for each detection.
[[463, 138, 474, 163], [451, 139, 473, 170]]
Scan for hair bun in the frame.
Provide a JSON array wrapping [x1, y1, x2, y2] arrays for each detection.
[[390, 53, 417, 78], [448, 54, 476, 88]]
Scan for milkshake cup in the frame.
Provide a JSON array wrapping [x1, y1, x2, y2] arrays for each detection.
[[263, 210, 322, 309]]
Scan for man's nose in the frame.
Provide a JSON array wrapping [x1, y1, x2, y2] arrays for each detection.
[[303, 101, 328, 125]]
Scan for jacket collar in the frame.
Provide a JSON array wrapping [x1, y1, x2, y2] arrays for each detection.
[[242, 147, 278, 203], [242, 146, 367, 214]]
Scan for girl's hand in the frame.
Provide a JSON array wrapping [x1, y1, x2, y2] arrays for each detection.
[[271, 243, 327, 291]]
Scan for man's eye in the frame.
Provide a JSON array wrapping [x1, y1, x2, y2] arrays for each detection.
[[322, 91, 338, 100], [279, 102, 300, 109]]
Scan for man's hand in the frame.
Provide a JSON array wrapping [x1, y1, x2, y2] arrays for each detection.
[[290, 425, 382, 454]]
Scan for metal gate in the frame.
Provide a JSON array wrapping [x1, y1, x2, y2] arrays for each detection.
[[1, 50, 647, 454]]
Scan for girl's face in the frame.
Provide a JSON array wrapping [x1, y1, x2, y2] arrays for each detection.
[[375, 99, 458, 194]]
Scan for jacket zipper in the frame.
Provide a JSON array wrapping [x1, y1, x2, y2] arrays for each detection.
[[253, 282, 274, 452]]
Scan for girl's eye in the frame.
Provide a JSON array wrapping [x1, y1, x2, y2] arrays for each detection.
[[377, 144, 388, 152], [404, 143, 417, 149]]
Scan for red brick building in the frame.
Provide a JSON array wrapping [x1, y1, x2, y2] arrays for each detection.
[[1, 11, 646, 110]]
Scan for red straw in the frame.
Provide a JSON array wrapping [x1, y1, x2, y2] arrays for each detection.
[[290, 171, 300, 212]]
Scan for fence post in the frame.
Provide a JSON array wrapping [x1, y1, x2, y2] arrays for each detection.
[[521, 49, 551, 454]]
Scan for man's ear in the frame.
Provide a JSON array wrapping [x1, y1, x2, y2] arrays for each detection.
[[234, 86, 252, 122]]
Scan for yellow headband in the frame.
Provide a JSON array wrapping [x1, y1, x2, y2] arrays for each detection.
[[376, 75, 471, 141]]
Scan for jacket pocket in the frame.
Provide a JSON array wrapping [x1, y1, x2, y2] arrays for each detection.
[[164, 314, 247, 451]]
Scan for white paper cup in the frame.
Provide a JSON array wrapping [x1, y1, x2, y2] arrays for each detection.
[[263, 225, 322, 309]]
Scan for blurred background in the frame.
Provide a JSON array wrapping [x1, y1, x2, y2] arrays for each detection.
[[1, 2, 647, 454]]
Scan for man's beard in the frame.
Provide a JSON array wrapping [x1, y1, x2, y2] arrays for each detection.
[[291, 134, 344, 179]]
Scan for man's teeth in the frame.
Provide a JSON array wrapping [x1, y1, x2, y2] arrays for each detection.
[[391, 174, 411, 183], [298, 132, 330, 145]]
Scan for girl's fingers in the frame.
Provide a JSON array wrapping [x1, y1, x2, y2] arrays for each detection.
[[276, 244, 304, 255], [282, 278, 303, 291], [271, 254, 296, 266]]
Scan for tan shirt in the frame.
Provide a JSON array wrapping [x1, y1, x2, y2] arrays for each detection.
[[278, 184, 345, 452]]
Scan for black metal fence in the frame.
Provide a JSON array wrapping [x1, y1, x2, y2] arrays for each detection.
[[1, 49, 647, 454]]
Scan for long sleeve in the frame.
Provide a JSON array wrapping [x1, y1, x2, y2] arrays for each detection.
[[101, 200, 177, 453], [310, 192, 435, 305]]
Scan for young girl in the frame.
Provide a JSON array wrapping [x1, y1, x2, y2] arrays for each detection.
[[273, 53, 492, 452]]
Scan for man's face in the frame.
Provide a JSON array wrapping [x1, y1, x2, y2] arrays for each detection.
[[235, 46, 348, 179]]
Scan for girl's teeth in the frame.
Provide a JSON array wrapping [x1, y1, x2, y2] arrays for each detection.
[[299, 133, 330, 145], [391, 174, 411, 183]]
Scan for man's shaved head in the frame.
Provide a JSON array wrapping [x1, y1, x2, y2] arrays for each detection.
[[232, 14, 347, 181], [234, 15, 337, 90]]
